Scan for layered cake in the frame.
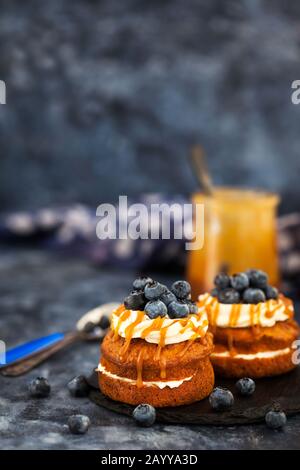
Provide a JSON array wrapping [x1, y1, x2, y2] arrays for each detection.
[[198, 269, 299, 378], [98, 278, 214, 407]]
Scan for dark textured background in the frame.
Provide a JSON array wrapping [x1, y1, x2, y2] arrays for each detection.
[[1, 0, 300, 213]]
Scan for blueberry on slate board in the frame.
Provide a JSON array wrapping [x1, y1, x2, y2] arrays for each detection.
[[145, 300, 167, 319], [171, 280, 191, 300], [236, 378, 256, 396], [28, 377, 51, 398], [168, 300, 190, 318], [68, 415, 90, 434], [133, 404, 156, 427], [217, 288, 240, 304], [133, 276, 153, 291], [246, 269, 268, 288], [243, 288, 266, 304], [230, 273, 249, 291], [214, 273, 231, 289], [124, 290, 146, 310], [264, 285, 279, 300], [209, 387, 234, 411], [265, 410, 287, 429], [68, 375, 90, 397], [144, 281, 167, 300]]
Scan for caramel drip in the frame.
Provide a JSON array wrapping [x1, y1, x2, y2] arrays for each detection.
[[229, 304, 241, 328], [153, 323, 172, 378], [266, 304, 282, 319], [136, 346, 145, 388], [179, 339, 194, 357], [159, 352, 167, 379], [227, 332, 235, 357], [140, 316, 164, 339], [114, 304, 126, 317], [210, 299, 220, 326], [159, 323, 172, 348], [154, 345, 162, 362], [249, 304, 257, 327], [119, 310, 144, 357], [179, 318, 193, 335], [113, 309, 131, 339]]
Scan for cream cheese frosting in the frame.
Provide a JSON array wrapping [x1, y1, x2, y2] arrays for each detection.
[[111, 307, 209, 345], [97, 363, 193, 389], [211, 347, 291, 361], [198, 293, 292, 328]]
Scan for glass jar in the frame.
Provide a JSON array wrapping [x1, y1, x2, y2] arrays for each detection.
[[187, 188, 280, 296]]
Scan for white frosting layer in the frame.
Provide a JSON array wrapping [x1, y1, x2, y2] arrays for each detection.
[[111, 309, 208, 345], [198, 293, 292, 328], [211, 347, 291, 361], [97, 363, 193, 389]]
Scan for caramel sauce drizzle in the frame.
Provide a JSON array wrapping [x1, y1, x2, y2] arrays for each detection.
[[199, 293, 292, 328], [136, 346, 146, 388], [140, 316, 164, 339], [119, 310, 144, 358], [111, 299, 213, 387], [114, 304, 126, 317], [229, 304, 241, 327], [159, 352, 167, 379], [113, 308, 130, 340]]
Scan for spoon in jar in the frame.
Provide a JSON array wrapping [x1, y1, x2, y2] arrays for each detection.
[[0, 302, 119, 377]]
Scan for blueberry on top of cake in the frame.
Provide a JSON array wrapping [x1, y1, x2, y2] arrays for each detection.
[[198, 269, 299, 379], [124, 277, 197, 320]]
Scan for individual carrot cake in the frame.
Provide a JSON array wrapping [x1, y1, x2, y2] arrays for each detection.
[[198, 269, 299, 378], [98, 277, 214, 407]]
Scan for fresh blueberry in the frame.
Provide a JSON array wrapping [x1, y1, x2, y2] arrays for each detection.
[[211, 287, 219, 298], [99, 315, 110, 330], [159, 290, 177, 306], [264, 285, 279, 300], [265, 410, 287, 429], [67, 375, 90, 397], [209, 387, 234, 411], [145, 300, 167, 319], [168, 300, 190, 318], [236, 378, 256, 396], [133, 276, 153, 291], [124, 290, 146, 310], [243, 288, 266, 304], [171, 280, 191, 300], [68, 415, 90, 434], [132, 404, 156, 427], [230, 273, 249, 291], [217, 288, 240, 304], [28, 377, 51, 398], [144, 281, 167, 300], [246, 269, 268, 288], [187, 301, 198, 314], [214, 273, 231, 289]]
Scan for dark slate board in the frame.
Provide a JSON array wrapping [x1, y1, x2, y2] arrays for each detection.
[[87, 367, 300, 425]]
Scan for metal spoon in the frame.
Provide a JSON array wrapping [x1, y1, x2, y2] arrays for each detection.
[[0, 302, 119, 377]]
